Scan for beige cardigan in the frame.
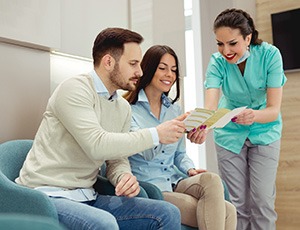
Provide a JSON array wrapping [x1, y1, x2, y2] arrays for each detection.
[[16, 74, 153, 189]]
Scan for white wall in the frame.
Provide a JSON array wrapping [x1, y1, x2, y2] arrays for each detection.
[[130, 0, 185, 72], [59, 0, 129, 58], [0, 0, 60, 50], [0, 0, 129, 143], [0, 42, 50, 142]]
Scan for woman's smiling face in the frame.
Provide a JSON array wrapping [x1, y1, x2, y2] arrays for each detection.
[[215, 26, 251, 64], [148, 53, 177, 93]]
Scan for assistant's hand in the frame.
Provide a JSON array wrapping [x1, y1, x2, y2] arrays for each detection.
[[232, 109, 255, 125], [188, 168, 207, 177], [115, 173, 140, 197], [156, 113, 189, 144], [187, 127, 208, 144]]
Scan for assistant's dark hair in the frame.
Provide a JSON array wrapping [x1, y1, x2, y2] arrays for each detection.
[[124, 45, 180, 105], [214, 8, 262, 45], [92, 27, 143, 66]]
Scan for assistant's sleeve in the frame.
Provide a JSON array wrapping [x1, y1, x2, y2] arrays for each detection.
[[266, 46, 287, 87], [204, 53, 224, 89]]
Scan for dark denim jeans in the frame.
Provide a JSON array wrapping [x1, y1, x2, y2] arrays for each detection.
[[50, 194, 181, 230]]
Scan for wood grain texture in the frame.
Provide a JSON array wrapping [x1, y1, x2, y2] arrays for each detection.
[[256, 1, 300, 229]]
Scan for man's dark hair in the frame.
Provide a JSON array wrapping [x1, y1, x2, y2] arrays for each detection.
[[92, 27, 144, 66]]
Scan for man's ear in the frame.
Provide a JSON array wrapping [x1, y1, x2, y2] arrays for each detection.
[[102, 54, 115, 71]]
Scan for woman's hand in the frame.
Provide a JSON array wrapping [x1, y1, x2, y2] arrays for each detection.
[[188, 168, 207, 177], [187, 127, 208, 144]]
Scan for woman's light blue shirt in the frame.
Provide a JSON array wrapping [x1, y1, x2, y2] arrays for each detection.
[[204, 42, 287, 154], [129, 90, 195, 192]]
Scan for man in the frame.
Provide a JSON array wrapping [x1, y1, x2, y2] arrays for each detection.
[[16, 28, 186, 230]]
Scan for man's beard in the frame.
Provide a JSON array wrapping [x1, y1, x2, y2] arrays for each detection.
[[110, 63, 138, 91]]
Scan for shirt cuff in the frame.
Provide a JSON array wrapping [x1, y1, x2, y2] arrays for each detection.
[[149, 127, 159, 146]]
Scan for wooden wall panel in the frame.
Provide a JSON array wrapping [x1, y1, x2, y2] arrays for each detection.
[[256, 1, 300, 229]]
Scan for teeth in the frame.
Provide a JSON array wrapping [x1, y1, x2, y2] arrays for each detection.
[[162, 81, 171, 85]]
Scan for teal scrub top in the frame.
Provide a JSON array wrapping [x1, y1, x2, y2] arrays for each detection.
[[204, 42, 287, 154]]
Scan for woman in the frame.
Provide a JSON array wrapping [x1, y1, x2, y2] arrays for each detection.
[[124, 45, 237, 230], [203, 8, 287, 230]]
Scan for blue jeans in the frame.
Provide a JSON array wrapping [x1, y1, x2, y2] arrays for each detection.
[[50, 194, 181, 230]]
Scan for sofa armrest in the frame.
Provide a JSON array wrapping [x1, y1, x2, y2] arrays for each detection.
[[138, 181, 164, 200], [94, 175, 149, 198], [94, 175, 116, 196]]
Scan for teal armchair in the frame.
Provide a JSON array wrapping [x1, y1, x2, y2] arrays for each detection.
[[0, 139, 66, 229], [0, 214, 66, 230], [0, 139, 147, 229], [0, 139, 58, 219]]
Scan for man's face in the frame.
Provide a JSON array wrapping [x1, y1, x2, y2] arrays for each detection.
[[110, 42, 143, 92]]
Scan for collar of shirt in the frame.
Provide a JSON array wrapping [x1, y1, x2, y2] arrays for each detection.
[[137, 90, 172, 123], [90, 69, 118, 101], [137, 89, 172, 108]]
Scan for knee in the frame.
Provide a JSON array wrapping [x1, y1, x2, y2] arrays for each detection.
[[225, 201, 237, 228], [226, 201, 237, 218], [200, 172, 223, 191], [59, 211, 119, 230], [100, 214, 119, 229], [83, 212, 119, 230], [251, 191, 276, 210], [159, 201, 181, 223], [164, 201, 181, 218]]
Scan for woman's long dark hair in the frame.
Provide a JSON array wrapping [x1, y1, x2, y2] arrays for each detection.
[[124, 45, 181, 104], [214, 8, 262, 45]]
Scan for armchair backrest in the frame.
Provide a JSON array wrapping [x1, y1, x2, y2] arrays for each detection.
[[0, 139, 33, 181]]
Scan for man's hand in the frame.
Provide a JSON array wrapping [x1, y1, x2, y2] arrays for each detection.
[[188, 168, 207, 177], [115, 173, 140, 197], [156, 112, 189, 144]]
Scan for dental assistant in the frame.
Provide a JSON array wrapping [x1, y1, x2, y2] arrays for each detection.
[[204, 8, 287, 230]]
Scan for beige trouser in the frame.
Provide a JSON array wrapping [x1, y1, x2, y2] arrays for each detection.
[[163, 172, 237, 230]]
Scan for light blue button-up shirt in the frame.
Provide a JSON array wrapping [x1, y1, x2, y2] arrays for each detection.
[[129, 90, 195, 192], [205, 42, 287, 154]]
